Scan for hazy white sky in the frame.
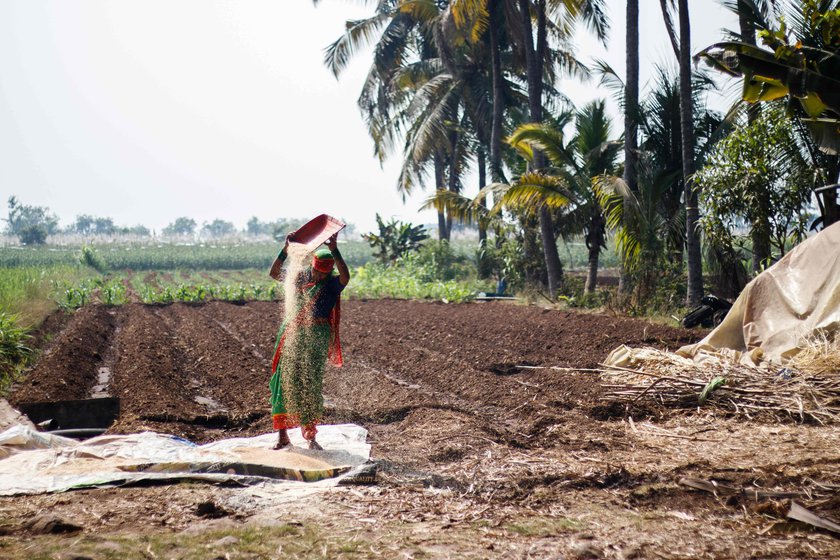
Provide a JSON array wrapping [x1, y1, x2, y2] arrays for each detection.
[[0, 0, 736, 234]]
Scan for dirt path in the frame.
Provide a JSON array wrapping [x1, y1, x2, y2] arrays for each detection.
[[3, 300, 839, 559]]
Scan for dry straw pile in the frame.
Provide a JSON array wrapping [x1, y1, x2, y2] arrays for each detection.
[[601, 335, 840, 424]]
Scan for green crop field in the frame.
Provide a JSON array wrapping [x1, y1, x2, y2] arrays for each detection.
[[0, 240, 375, 271], [0, 240, 371, 319], [0, 238, 499, 319], [0, 235, 619, 332]]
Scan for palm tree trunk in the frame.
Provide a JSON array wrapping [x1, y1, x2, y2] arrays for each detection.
[[477, 146, 491, 277], [584, 212, 605, 294], [447, 115, 460, 239], [624, 0, 639, 193], [737, 0, 770, 272], [619, 0, 640, 296], [488, 0, 505, 185], [519, 0, 563, 296], [658, 0, 680, 59], [522, 215, 542, 285], [478, 148, 488, 245], [678, 0, 702, 306], [737, 0, 757, 47], [434, 153, 449, 241], [669, 108, 686, 267]]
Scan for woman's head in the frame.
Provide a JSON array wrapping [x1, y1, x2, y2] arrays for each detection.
[[311, 248, 335, 282]]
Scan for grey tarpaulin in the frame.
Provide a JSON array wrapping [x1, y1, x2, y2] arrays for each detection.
[[0, 424, 371, 496], [677, 221, 840, 365]]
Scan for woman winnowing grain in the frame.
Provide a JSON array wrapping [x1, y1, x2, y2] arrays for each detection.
[[268, 232, 349, 450]]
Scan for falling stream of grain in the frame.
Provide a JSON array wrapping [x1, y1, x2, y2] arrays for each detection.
[[276, 242, 321, 426], [283, 242, 310, 319]]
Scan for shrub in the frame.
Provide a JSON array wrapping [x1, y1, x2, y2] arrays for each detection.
[[0, 313, 32, 391], [80, 246, 108, 273], [411, 240, 474, 282], [362, 214, 429, 264], [18, 224, 48, 245]]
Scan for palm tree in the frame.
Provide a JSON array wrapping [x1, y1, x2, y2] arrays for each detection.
[[514, 0, 608, 297], [618, 0, 640, 296], [449, 0, 515, 184], [480, 101, 619, 293], [506, 102, 621, 293], [657, 0, 703, 305], [595, 171, 685, 305], [594, 64, 722, 305], [574, 101, 621, 292], [322, 1, 486, 241], [448, 0, 608, 294], [392, 61, 472, 240]]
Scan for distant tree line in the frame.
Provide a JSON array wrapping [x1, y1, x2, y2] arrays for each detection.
[[2, 196, 355, 245], [69, 214, 151, 237]]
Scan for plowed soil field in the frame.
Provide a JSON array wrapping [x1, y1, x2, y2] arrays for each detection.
[[3, 300, 839, 559]]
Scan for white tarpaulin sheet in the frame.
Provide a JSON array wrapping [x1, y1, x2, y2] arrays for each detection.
[[0, 424, 370, 496], [676, 221, 840, 365]]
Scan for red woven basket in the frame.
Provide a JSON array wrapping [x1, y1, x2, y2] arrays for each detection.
[[289, 214, 346, 251]]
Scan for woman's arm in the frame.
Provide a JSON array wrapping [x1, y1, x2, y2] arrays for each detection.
[[269, 234, 292, 280], [326, 233, 350, 286]]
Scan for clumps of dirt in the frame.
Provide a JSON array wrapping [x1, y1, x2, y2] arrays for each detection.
[[195, 500, 231, 519], [23, 514, 82, 535], [589, 402, 629, 421]]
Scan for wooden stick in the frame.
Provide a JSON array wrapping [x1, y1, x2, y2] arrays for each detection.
[[632, 377, 667, 404], [639, 426, 718, 442], [433, 434, 500, 446], [515, 365, 604, 373], [600, 363, 706, 387]]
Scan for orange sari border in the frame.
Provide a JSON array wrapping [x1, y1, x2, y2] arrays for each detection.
[[272, 413, 319, 441]]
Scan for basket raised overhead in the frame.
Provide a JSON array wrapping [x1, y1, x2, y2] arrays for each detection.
[[289, 214, 346, 252]]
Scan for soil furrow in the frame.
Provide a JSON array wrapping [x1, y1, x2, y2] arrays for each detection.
[[109, 303, 200, 419], [11, 306, 117, 404], [149, 304, 269, 416]]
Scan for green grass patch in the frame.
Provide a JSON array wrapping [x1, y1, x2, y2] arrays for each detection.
[[345, 240, 493, 302], [0, 312, 33, 393], [505, 516, 583, 537], [0, 265, 95, 324], [346, 262, 491, 303]]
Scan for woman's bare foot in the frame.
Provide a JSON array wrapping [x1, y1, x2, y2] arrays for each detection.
[[307, 440, 323, 450], [272, 430, 292, 450]]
